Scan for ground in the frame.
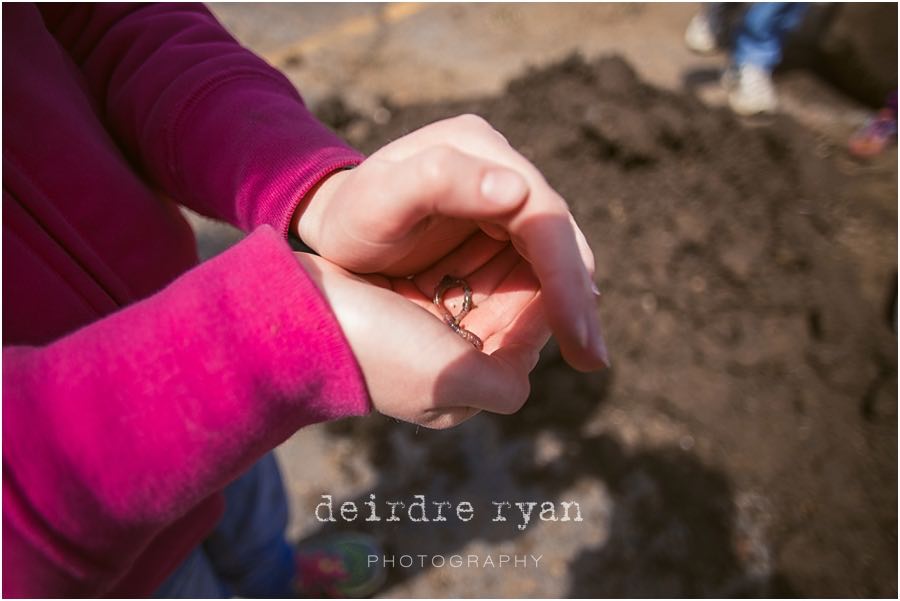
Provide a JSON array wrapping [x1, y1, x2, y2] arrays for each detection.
[[197, 4, 897, 597]]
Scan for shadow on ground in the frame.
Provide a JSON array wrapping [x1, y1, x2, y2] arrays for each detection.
[[314, 360, 784, 597]]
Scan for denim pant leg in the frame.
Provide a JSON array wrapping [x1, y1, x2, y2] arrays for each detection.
[[153, 548, 231, 598], [155, 453, 296, 598], [732, 3, 810, 71]]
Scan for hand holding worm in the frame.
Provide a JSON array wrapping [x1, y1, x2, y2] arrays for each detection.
[[293, 114, 609, 371]]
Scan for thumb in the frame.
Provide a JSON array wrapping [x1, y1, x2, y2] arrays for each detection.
[[370, 146, 529, 234], [432, 342, 535, 417]]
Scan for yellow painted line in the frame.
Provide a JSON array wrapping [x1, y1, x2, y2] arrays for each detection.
[[263, 3, 426, 65]]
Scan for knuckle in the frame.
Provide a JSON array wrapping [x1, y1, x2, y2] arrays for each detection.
[[419, 410, 460, 430], [501, 377, 531, 415], [419, 146, 455, 175], [548, 189, 571, 212], [453, 112, 491, 131], [491, 127, 510, 146], [417, 146, 456, 192]]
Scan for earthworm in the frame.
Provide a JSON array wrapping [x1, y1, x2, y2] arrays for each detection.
[[433, 275, 484, 351]]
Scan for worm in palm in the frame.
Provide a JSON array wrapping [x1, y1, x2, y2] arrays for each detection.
[[433, 275, 484, 351]]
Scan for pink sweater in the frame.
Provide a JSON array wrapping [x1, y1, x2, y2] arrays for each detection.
[[3, 4, 371, 597]]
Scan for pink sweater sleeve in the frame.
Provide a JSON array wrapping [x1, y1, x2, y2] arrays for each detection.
[[38, 3, 364, 235], [2, 227, 371, 596]]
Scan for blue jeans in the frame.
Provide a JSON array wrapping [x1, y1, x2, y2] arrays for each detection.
[[732, 3, 810, 71], [154, 454, 296, 598]]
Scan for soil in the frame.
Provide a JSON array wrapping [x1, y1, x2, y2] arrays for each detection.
[[310, 55, 897, 597]]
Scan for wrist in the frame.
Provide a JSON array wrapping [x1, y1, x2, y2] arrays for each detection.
[[290, 168, 352, 251]]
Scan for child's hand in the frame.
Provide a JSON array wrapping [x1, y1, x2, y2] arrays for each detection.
[[295, 240, 547, 429], [293, 114, 607, 372]]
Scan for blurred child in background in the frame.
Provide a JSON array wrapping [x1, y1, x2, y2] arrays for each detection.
[[685, 3, 810, 115]]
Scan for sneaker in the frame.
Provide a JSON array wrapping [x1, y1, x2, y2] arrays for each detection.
[[685, 11, 720, 54], [294, 532, 387, 598], [848, 108, 898, 159], [722, 63, 778, 115]]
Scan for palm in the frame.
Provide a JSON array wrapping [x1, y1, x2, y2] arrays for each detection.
[[379, 217, 478, 278], [364, 231, 548, 354]]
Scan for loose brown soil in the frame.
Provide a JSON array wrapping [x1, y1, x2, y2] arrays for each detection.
[[316, 55, 897, 597]]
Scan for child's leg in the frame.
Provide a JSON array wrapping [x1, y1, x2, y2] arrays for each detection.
[[732, 3, 810, 70], [153, 548, 232, 598], [155, 453, 384, 598], [203, 453, 296, 597], [153, 454, 293, 598]]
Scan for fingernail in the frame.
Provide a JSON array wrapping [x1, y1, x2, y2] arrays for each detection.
[[593, 330, 611, 368], [576, 314, 592, 351], [591, 282, 602, 297], [586, 310, 610, 367], [481, 169, 527, 206], [579, 312, 610, 367]]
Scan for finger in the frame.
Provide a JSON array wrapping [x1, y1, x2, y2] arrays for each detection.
[[479, 221, 510, 242], [463, 259, 542, 351], [415, 231, 510, 298], [462, 245, 525, 306], [432, 345, 533, 415], [477, 273, 549, 355], [509, 211, 609, 371], [570, 213, 596, 277], [416, 239, 522, 318]]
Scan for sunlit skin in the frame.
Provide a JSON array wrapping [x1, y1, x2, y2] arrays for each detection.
[[293, 114, 608, 373], [295, 234, 548, 429], [366, 231, 548, 358], [291, 114, 608, 429]]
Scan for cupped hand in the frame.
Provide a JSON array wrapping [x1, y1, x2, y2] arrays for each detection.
[[293, 114, 608, 371], [295, 232, 548, 429]]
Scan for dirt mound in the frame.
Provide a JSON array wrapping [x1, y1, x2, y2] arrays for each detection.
[[318, 55, 897, 597]]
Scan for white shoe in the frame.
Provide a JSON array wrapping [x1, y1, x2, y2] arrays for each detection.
[[684, 12, 720, 55], [722, 64, 778, 115]]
